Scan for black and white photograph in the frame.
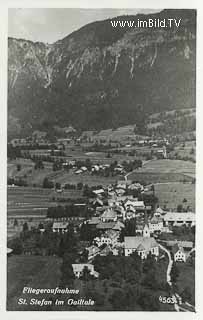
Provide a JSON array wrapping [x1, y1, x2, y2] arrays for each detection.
[[6, 5, 196, 313]]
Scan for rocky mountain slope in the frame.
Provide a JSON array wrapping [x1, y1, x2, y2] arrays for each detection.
[[8, 9, 196, 136]]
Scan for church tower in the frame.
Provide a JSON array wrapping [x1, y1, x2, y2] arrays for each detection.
[[143, 223, 150, 238], [143, 208, 150, 237]]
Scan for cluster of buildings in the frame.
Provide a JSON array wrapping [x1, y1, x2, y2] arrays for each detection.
[[48, 178, 196, 264]]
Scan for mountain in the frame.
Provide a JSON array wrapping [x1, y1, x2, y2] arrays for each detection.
[[8, 9, 196, 137]]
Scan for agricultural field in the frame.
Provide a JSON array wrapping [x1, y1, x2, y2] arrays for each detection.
[[154, 182, 195, 211], [52, 170, 121, 187], [141, 159, 195, 176], [128, 159, 195, 183], [7, 186, 84, 216], [7, 255, 62, 311], [7, 186, 54, 216], [65, 144, 139, 164], [8, 159, 54, 187], [169, 140, 196, 162]]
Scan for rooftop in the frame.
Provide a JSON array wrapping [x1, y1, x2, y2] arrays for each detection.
[[124, 236, 158, 251]]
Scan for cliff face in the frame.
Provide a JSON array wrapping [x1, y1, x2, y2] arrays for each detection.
[[8, 9, 196, 135]]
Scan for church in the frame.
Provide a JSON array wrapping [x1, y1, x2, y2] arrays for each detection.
[[124, 223, 159, 259]]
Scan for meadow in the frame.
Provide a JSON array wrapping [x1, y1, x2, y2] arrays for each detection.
[[128, 159, 195, 183], [154, 182, 195, 211], [53, 170, 121, 187]]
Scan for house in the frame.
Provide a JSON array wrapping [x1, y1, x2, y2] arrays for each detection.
[[163, 212, 195, 227], [128, 183, 144, 191], [124, 224, 159, 259], [115, 188, 126, 196], [52, 221, 69, 233], [7, 248, 13, 256], [92, 198, 104, 207], [96, 220, 124, 231], [99, 245, 113, 256], [81, 166, 88, 172], [100, 208, 117, 222], [165, 240, 193, 250], [86, 245, 100, 260], [124, 200, 145, 211], [149, 216, 163, 233], [94, 230, 119, 247], [172, 243, 187, 262], [116, 181, 127, 189], [87, 216, 101, 227], [92, 189, 105, 196], [75, 169, 83, 174], [72, 264, 99, 278], [154, 207, 165, 217]]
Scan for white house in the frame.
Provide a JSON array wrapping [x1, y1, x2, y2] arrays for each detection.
[[124, 200, 145, 211], [72, 264, 99, 278], [172, 244, 187, 262], [52, 222, 69, 233], [86, 245, 100, 260], [94, 230, 119, 247], [149, 216, 163, 233], [164, 212, 195, 227], [100, 208, 117, 222]]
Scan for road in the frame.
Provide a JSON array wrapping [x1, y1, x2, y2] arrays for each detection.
[[124, 160, 154, 182], [158, 243, 173, 286], [158, 242, 195, 312]]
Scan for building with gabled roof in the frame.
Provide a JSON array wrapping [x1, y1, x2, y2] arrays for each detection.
[[164, 212, 195, 226], [72, 264, 99, 278], [149, 216, 163, 233], [124, 235, 159, 259], [172, 243, 187, 262], [86, 245, 100, 260], [96, 220, 124, 231], [124, 200, 145, 211], [52, 221, 69, 233], [94, 229, 120, 247], [100, 208, 117, 222]]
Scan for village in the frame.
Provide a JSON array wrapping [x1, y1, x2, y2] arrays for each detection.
[[7, 118, 196, 312], [7, 141, 196, 311]]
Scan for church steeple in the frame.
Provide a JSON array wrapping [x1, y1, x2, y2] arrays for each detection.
[[143, 223, 150, 238], [143, 208, 150, 237]]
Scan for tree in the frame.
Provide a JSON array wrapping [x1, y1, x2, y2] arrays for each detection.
[[13, 218, 18, 227], [60, 259, 75, 286], [55, 182, 61, 190], [38, 223, 44, 230], [16, 164, 21, 171], [23, 222, 29, 232], [137, 290, 160, 311], [77, 182, 83, 190], [43, 177, 54, 189], [80, 249, 89, 262], [181, 286, 192, 303], [151, 185, 155, 196], [170, 262, 180, 284], [142, 270, 160, 290], [34, 160, 44, 170], [177, 204, 183, 212], [80, 266, 93, 281], [9, 238, 23, 254], [109, 289, 127, 310]]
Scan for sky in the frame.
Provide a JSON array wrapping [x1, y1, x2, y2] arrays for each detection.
[[8, 8, 160, 43]]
